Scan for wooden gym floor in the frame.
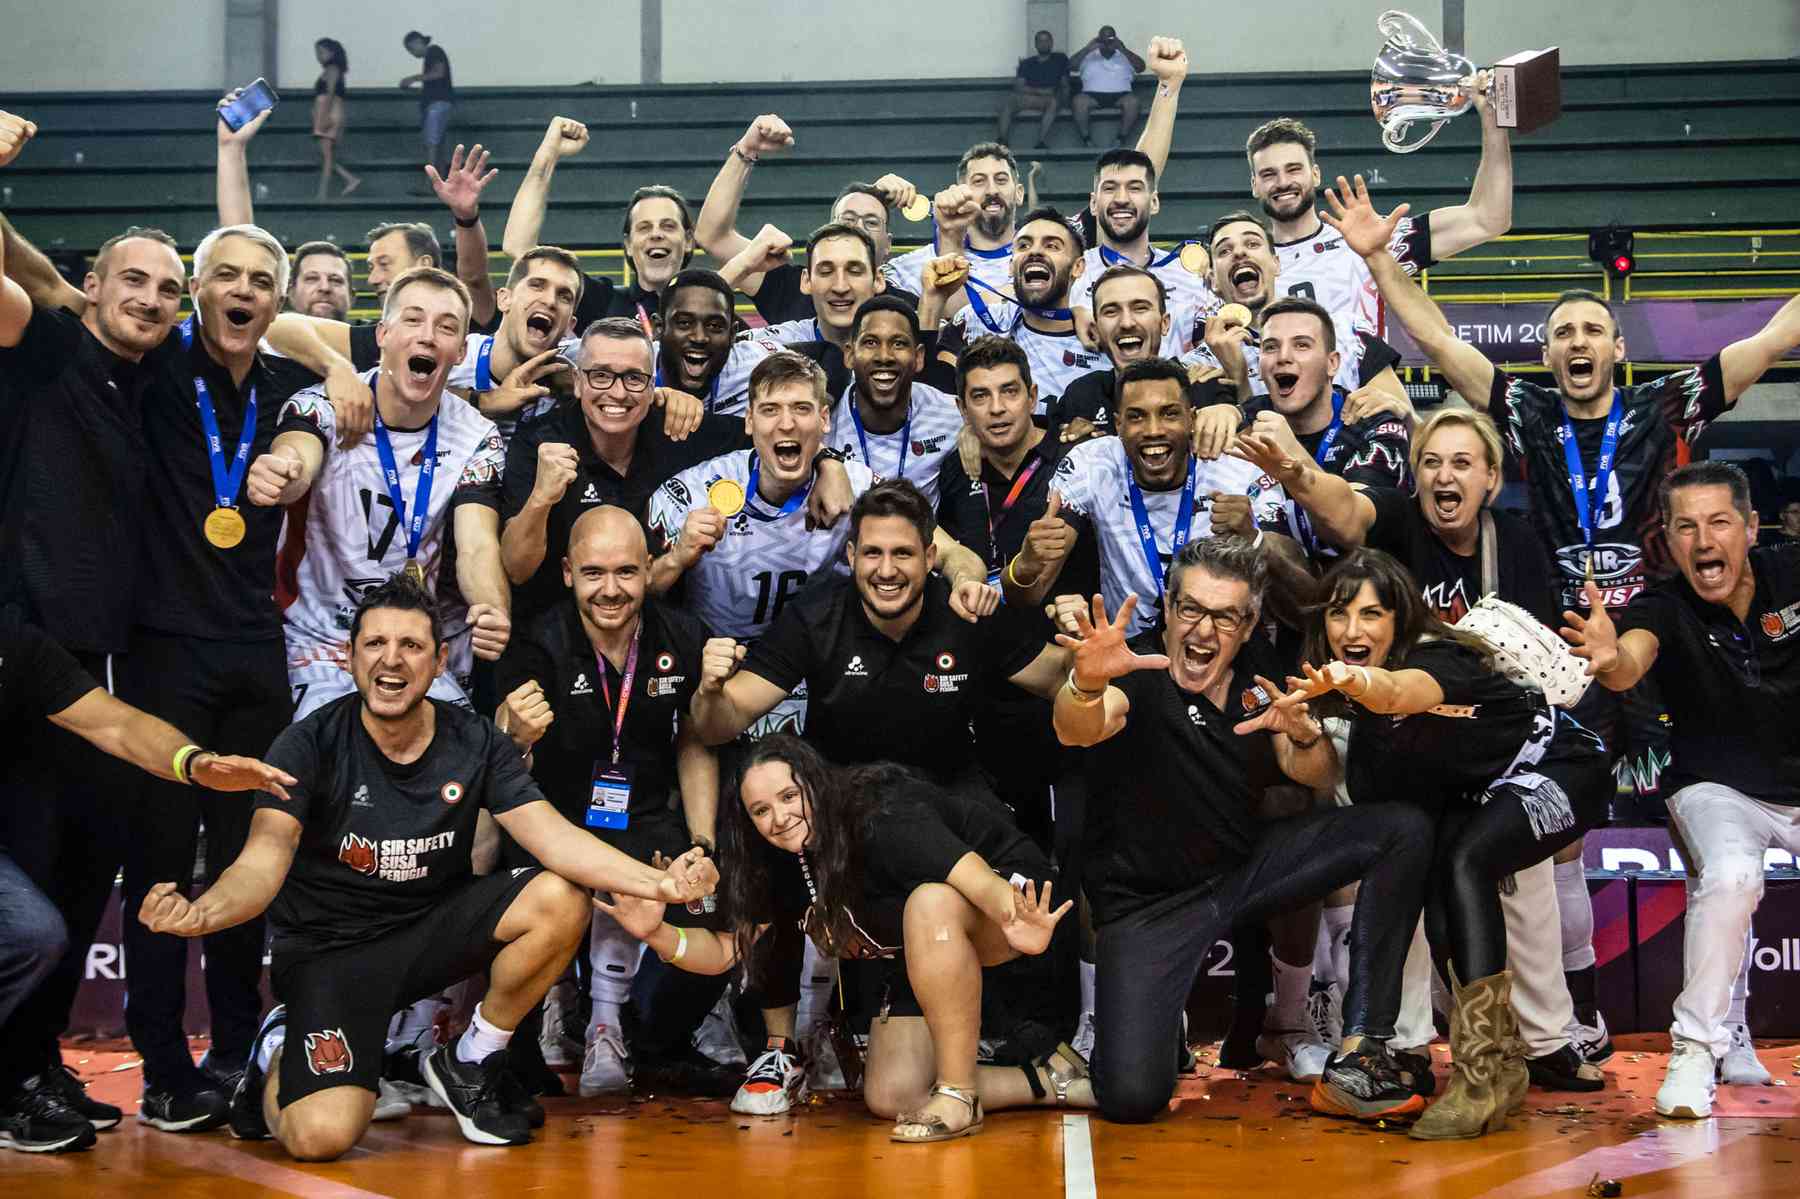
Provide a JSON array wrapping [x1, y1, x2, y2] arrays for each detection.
[[11, 1033, 1799, 1197]]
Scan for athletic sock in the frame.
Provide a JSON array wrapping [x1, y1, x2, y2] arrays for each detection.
[[1322, 904, 1354, 992], [456, 1003, 513, 1065], [256, 1026, 286, 1073], [1268, 952, 1312, 1034], [589, 913, 643, 1033], [1554, 859, 1597, 971]]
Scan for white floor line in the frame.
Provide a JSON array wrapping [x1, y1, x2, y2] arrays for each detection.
[[1063, 1112, 1098, 1199]]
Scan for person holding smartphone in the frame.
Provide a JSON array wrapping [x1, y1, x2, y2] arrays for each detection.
[[311, 39, 361, 201], [400, 31, 454, 183]]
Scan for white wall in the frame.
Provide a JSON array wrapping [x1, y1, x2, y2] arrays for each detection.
[[0, 1, 223, 91], [1466, 0, 1800, 66], [275, 0, 642, 90], [659, 0, 1024, 83], [1066, 0, 1406, 74]]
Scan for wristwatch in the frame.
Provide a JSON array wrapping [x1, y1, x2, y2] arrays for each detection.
[[811, 446, 848, 471]]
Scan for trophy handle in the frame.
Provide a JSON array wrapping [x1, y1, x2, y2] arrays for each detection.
[[1381, 116, 1451, 154], [1377, 9, 1445, 56]]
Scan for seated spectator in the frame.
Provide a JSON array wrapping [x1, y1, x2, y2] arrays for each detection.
[[1071, 26, 1144, 146], [999, 31, 1071, 148]]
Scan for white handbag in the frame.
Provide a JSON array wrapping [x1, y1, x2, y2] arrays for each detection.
[[1452, 511, 1593, 709]]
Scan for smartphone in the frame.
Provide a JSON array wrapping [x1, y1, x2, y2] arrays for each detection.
[[219, 78, 279, 131]]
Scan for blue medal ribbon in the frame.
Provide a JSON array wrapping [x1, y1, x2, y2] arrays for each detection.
[[962, 274, 1074, 334], [1312, 389, 1348, 468], [1098, 243, 1183, 271], [1125, 455, 1198, 592], [371, 396, 440, 564], [746, 452, 811, 517], [847, 387, 912, 483], [193, 378, 258, 511], [473, 335, 496, 390], [1560, 388, 1624, 566]]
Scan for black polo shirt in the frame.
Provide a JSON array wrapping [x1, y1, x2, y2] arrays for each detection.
[[0, 612, 98, 723], [1078, 632, 1292, 925], [573, 276, 660, 334], [0, 305, 153, 654], [138, 325, 324, 641], [742, 573, 1046, 781], [1619, 543, 1800, 805], [501, 400, 746, 620], [496, 599, 708, 826], [1364, 488, 1559, 627]]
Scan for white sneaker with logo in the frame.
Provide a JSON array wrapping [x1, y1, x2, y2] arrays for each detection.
[[1255, 1030, 1332, 1083], [1071, 1009, 1097, 1062], [580, 1024, 632, 1097], [372, 1078, 411, 1122], [1307, 978, 1344, 1050], [539, 979, 580, 1069], [730, 1039, 806, 1116], [1718, 1021, 1771, 1086], [1565, 1009, 1614, 1065], [1655, 1036, 1717, 1119]]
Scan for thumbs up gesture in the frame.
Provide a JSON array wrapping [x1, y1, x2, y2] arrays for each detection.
[[1018, 492, 1074, 578]]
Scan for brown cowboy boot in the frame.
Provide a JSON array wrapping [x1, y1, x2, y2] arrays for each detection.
[[1497, 992, 1529, 1115], [1410, 968, 1514, 1140]]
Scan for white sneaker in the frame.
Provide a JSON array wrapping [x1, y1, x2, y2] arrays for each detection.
[[372, 1078, 411, 1122], [1719, 1022, 1771, 1086], [1255, 1031, 1331, 1082], [802, 1028, 847, 1092], [693, 992, 748, 1069], [1307, 979, 1344, 1049], [1655, 1037, 1717, 1119], [539, 980, 580, 1070], [1566, 1009, 1615, 1064], [1071, 1010, 1096, 1062], [580, 1024, 632, 1097], [729, 1039, 806, 1116]]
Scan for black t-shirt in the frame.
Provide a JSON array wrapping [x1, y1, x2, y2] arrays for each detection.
[[1619, 543, 1800, 805], [1345, 638, 1547, 808], [1018, 52, 1072, 89], [1364, 487, 1559, 627], [0, 612, 97, 723], [254, 696, 542, 959], [0, 305, 154, 654], [1243, 390, 1410, 491], [743, 573, 1045, 781], [138, 327, 324, 641], [495, 600, 707, 824], [1488, 355, 1730, 610], [749, 264, 922, 326], [573, 276, 660, 335], [419, 45, 453, 106], [1079, 632, 1292, 925], [501, 401, 747, 620], [761, 769, 1049, 955]]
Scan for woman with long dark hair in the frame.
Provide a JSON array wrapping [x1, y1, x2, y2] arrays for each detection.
[[311, 37, 361, 200], [595, 735, 1092, 1143], [1276, 548, 1611, 1140]]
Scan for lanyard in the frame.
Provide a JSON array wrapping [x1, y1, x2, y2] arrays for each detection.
[[1560, 389, 1624, 552], [847, 389, 912, 482], [596, 621, 642, 767], [1125, 455, 1198, 591], [474, 336, 495, 390], [1099, 243, 1182, 270], [746, 453, 811, 516], [193, 379, 258, 510], [984, 453, 1043, 550], [1312, 389, 1347, 468], [371, 400, 439, 563], [962, 274, 1074, 334]]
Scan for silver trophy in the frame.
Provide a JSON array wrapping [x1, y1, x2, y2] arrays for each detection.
[[1371, 10, 1560, 154]]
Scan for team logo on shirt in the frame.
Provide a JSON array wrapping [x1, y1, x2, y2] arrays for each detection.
[[1761, 602, 1800, 643], [844, 656, 867, 677], [936, 652, 957, 671], [441, 781, 465, 805], [304, 1029, 353, 1076], [571, 672, 594, 696], [1187, 704, 1203, 727], [581, 483, 601, 504], [339, 833, 378, 876], [656, 652, 675, 672], [1241, 685, 1270, 713], [662, 479, 692, 509]]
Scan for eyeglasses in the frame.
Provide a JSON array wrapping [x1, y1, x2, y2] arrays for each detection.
[[580, 368, 652, 393], [835, 213, 886, 233], [1170, 600, 1249, 634]]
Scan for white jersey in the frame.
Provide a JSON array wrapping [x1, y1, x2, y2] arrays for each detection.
[[887, 241, 1014, 298], [445, 331, 579, 442], [658, 337, 777, 417], [950, 302, 1105, 410], [1273, 212, 1431, 343], [758, 318, 826, 347], [646, 448, 875, 641], [276, 369, 506, 688], [1051, 436, 1292, 636], [1070, 244, 1222, 357], [824, 381, 963, 506]]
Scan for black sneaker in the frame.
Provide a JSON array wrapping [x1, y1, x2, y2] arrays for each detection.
[[1528, 1043, 1605, 1092], [419, 1045, 531, 1146], [1392, 1047, 1438, 1098], [197, 1049, 247, 1095], [495, 1055, 545, 1130], [1310, 1044, 1429, 1123], [139, 1085, 229, 1132], [0, 1077, 98, 1153], [229, 1005, 285, 1141], [42, 1062, 122, 1130]]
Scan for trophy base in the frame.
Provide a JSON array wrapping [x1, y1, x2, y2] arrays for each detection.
[[1492, 47, 1561, 134]]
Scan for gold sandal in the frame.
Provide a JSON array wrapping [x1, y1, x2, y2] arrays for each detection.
[[891, 1082, 984, 1144], [1031, 1042, 1090, 1105]]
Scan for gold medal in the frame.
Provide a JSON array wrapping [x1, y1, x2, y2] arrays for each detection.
[[1179, 243, 1209, 275], [902, 194, 930, 223], [1216, 302, 1253, 330], [203, 506, 246, 549], [707, 478, 746, 517], [403, 559, 427, 588]]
